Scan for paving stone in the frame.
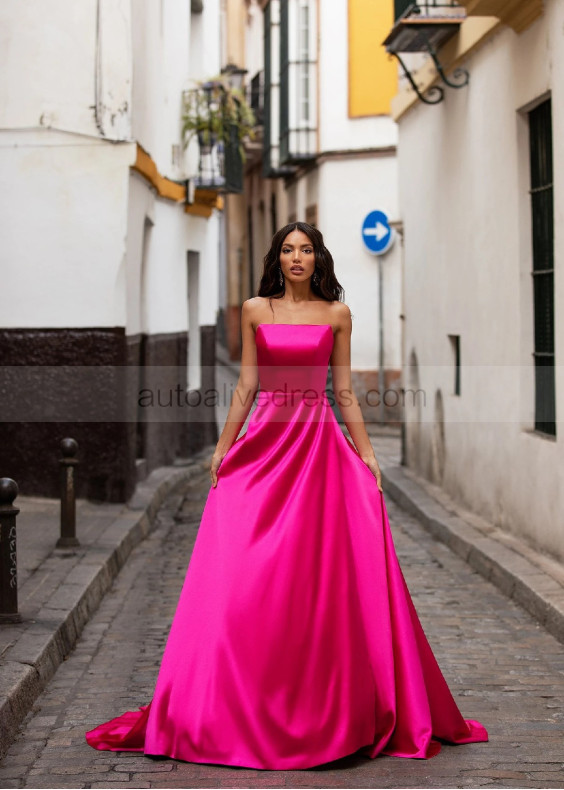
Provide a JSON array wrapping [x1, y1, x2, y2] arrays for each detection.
[[90, 784, 151, 789], [1, 456, 563, 788]]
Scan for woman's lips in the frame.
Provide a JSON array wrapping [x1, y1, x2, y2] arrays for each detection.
[[290, 267, 304, 273]]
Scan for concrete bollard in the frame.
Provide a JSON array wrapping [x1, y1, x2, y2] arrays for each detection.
[[57, 438, 80, 548], [0, 477, 22, 624]]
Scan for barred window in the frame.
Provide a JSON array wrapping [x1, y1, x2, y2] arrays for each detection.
[[529, 98, 556, 436]]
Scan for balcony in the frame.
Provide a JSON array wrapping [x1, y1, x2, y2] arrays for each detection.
[[384, 1, 469, 105], [182, 78, 256, 194], [386, 1, 466, 53]]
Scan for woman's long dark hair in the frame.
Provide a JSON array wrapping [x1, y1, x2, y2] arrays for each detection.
[[257, 222, 344, 302]]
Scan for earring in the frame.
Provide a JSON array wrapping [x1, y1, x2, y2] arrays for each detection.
[[278, 266, 284, 287], [312, 269, 320, 287]]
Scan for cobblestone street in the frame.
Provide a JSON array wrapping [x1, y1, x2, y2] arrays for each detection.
[[1, 465, 563, 789]]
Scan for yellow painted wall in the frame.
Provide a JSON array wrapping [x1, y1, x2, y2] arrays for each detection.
[[348, 0, 397, 117]]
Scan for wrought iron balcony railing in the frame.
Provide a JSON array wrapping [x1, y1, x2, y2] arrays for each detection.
[[384, 0, 468, 105], [394, 0, 463, 22], [182, 80, 254, 194]]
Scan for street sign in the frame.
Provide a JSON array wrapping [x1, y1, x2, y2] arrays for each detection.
[[361, 210, 395, 256]]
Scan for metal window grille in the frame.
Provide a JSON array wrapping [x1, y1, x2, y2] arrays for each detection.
[[394, 0, 461, 20], [529, 98, 556, 436], [263, 1, 273, 176], [279, 0, 289, 162], [182, 83, 244, 193], [248, 70, 264, 126], [263, 1, 288, 176], [279, 0, 317, 165], [448, 335, 460, 396]]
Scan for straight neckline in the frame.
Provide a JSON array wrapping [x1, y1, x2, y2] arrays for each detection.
[[256, 323, 335, 335]]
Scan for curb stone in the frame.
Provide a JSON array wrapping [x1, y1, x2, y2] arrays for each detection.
[[382, 464, 564, 645], [0, 448, 214, 759]]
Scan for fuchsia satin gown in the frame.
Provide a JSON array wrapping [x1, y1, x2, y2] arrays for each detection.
[[86, 324, 488, 769]]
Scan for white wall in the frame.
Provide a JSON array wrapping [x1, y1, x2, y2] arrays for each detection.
[[0, 0, 131, 140], [130, 0, 221, 181], [318, 157, 401, 370], [0, 0, 222, 337], [0, 130, 135, 327], [126, 187, 220, 337], [399, 0, 564, 558]]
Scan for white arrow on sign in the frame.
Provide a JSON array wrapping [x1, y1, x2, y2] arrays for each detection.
[[363, 222, 389, 242]]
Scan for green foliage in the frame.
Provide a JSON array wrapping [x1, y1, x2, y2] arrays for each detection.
[[181, 75, 256, 159]]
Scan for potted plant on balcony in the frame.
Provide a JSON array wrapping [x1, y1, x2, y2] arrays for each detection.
[[181, 75, 256, 159]]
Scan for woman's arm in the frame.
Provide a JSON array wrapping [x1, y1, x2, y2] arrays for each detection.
[[330, 304, 383, 492], [210, 300, 260, 487]]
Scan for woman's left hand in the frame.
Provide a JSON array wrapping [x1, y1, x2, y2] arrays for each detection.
[[362, 455, 383, 493]]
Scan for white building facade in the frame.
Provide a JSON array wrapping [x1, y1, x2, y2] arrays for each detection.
[[388, 0, 563, 560], [224, 0, 403, 424], [0, 0, 223, 501]]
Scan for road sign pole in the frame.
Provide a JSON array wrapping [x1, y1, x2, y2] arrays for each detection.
[[378, 257, 385, 425], [361, 210, 395, 426]]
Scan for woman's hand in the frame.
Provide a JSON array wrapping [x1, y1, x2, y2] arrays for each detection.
[[362, 454, 383, 493], [210, 449, 228, 488]]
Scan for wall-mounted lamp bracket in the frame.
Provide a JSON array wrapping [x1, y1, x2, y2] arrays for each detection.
[[383, 7, 469, 108], [390, 51, 445, 105], [415, 28, 469, 89]]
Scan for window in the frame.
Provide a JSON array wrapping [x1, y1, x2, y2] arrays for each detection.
[[279, 0, 317, 164], [305, 203, 318, 228], [270, 192, 277, 236], [263, 1, 280, 175], [529, 98, 555, 436], [394, 0, 413, 20], [448, 334, 460, 396]]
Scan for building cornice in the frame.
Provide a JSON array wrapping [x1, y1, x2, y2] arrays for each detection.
[[131, 143, 223, 218], [458, 0, 544, 34], [316, 145, 397, 165], [390, 0, 545, 122], [132, 143, 186, 202]]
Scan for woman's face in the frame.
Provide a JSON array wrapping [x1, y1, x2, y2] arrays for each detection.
[[279, 230, 316, 283]]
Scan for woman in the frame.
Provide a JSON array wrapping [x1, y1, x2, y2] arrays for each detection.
[[86, 222, 488, 769]]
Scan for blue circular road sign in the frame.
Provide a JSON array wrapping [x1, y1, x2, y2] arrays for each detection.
[[362, 211, 395, 256]]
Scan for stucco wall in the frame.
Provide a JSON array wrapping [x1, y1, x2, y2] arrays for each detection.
[[0, 0, 131, 140], [0, 131, 135, 328], [399, 0, 564, 558], [317, 157, 401, 371]]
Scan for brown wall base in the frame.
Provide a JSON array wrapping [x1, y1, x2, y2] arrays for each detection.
[[351, 369, 402, 426], [226, 305, 242, 360], [0, 325, 218, 502]]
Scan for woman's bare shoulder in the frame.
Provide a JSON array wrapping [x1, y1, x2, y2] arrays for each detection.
[[242, 297, 271, 327], [328, 301, 352, 327]]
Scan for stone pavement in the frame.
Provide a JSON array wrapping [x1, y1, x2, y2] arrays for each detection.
[[1, 457, 563, 789], [368, 433, 564, 647], [0, 451, 214, 760]]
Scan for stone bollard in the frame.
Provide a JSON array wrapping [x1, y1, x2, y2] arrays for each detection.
[[57, 438, 80, 548], [0, 477, 22, 624]]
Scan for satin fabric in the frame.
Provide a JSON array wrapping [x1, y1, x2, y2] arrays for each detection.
[[85, 324, 488, 769]]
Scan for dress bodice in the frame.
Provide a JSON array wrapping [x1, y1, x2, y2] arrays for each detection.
[[255, 324, 333, 395]]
